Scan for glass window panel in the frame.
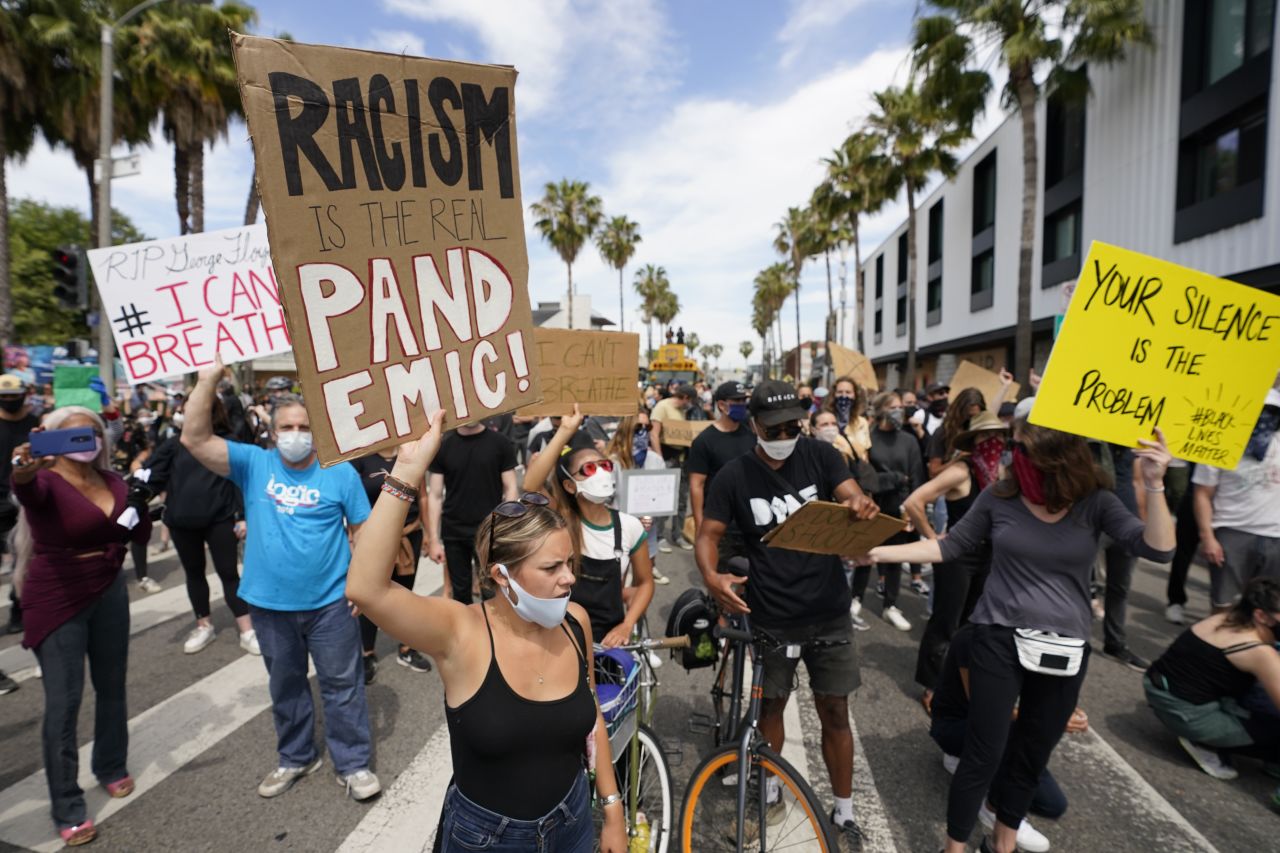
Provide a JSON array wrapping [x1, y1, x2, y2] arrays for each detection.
[[971, 251, 994, 295], [1250, 0, 1274, 59], [1207, 0, 1247, 85], [897, 233, 908, 282], [927, 277, 943, 312]]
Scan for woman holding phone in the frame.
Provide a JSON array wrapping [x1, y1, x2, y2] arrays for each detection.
[[11, 406, 152, 848]]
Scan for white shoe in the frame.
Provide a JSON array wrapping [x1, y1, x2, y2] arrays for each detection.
[[183, 623, 217, 654], [239, 630, 262, 655], [1164, 603, 1186, 625], [883, 606, 912, 632], [138, 577, 162, 594], [676, 538, 694, 551], [338, 768, 382, 801], [258, 758, 322, 798], [850, 597, 862, 618], [658, 539, 673, 554], [978, 802, 1050, 852], [942, 753, 959, 775], [1177, 737, 1239, 779], [651, 568, 671, 586]]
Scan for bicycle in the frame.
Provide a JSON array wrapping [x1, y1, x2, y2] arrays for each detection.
[[593, 633, 689, 853], [679, 612, 837, 852]]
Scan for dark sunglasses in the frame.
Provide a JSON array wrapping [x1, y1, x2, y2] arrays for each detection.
[[760, 421, 803, 441], [574, 458, 614, 478], [488, 492, 552, 558]]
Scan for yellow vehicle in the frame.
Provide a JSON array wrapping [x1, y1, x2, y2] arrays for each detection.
[[646, 343, 702, 386]]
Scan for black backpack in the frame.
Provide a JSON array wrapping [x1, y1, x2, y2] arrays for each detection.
[[665, 588, 719, 669]]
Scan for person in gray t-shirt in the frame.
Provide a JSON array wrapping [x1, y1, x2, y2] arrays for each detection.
[[870, 418, 1175, 853]]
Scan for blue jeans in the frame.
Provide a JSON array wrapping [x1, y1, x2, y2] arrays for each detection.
[[250, 597, 372, 775], [440, 770, 592, 852]]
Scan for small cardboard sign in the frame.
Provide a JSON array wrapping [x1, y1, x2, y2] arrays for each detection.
[[86, 224, 289, 384], [232, 34, 539, 465], [660, 420, 711, 448], [53, 365, 101, 412], [761, 501, 906, 556], [1031, 241, 1280, 468], [518, 329, 639, 417], [617, 468, 681, 517], [949, 360, 1019, 411], [827, 342, 879, 390]]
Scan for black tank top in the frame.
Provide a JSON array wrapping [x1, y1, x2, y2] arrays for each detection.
[[445, 604, 597, 820], [944, 459, 980, 528], [1147, 629, 1261, 705]]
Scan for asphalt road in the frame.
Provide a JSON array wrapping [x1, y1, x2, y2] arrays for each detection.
[[0, 544, 1274, 852]]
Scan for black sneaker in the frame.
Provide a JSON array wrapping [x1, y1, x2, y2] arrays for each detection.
[[396, 649, 432, 672], [829, 810, 863, 850], [0, 670, 18, 695], [362, 654, 378, 685], [1103, 646, 1149, 673]]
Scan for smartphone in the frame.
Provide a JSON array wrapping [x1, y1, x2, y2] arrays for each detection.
[[30, 427, 97, 458]]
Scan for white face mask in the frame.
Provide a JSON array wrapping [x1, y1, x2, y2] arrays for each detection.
[[498, 563, 570, 629], [171, 413, 185, 427], [575, 468, 616, 504], [276, 431, 314, 463], [66, 438, 101, 464], [816, 425, 840, 443], [757, 436, 798, 461]]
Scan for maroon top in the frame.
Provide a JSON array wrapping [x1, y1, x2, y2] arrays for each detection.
[[13, 469, 151, 650]]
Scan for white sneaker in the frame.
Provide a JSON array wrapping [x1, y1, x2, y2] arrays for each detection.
[[138, 577, 162, 594], [258, 758, 322, 798], [942, 753, 959, 775], [338, 768, 382, 801], [850, 596, 862, 618], [676, 538, 694, 551], [658, 539, 673, 554], [1165, 603, 1186, 625], [183, 623, 217, 654], [883, 606, 912, 632], [978, 802, 1050, 852], [651, 568, 671, 586], [239, 630, 262, 655], [1177, 737, 1239, 779]]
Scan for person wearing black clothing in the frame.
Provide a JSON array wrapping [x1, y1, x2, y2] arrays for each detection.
[[0, 373, 38, 649], [143, 396, 256, 656], [853, 391, 925, 631], [218, 379, 254, 444], [350, 448, 431, 682], [1100, 443, 1149, 672], [426, 424, 518, 603], [697, 380, 879, 844], [687, 381, 755, 571]]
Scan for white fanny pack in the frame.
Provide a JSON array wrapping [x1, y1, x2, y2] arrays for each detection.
[[1013, 629, 1086, 677]]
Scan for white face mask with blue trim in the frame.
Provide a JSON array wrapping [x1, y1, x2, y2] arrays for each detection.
[[498, 563, 569, 628]]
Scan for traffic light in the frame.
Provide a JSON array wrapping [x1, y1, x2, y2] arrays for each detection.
[[52, 245, 85, 310]]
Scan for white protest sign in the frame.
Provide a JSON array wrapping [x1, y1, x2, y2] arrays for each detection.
[[617, 468, 681, 517], [87, 224, 290, 384]]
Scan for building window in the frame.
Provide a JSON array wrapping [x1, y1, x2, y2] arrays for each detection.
[[1182, 110, 1267, 205], [972, 152, 997, 235], [1045, 95, 1086, 188], [896, 232, 908, 337], [874, 255, 884, 343], [927, 276, 942, 326], [928, 202, 944, 264], [971, 250, 994, 311], [1044, 202, 1081, 265], [1200, 0, 1273, 89], [896, 232, 908, 284], [1042, 87, 1086, 285]]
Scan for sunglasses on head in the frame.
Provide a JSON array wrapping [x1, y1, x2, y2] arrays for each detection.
[[760, 421, 802, 441], [488, 492, 552, 559]]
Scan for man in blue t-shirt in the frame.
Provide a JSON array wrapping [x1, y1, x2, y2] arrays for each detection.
[[183, 360, 378, 803]]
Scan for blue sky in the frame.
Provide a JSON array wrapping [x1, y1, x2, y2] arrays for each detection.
[[11, 0, 1007, 366]]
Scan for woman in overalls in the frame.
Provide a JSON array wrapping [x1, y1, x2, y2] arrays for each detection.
[[523, 405, 656, 647]]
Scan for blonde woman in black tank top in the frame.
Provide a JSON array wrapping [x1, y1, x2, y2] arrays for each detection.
[[346, 411, 627, 852]]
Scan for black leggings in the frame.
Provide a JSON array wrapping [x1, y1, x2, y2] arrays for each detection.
[[170, 521, 248, 619], [130, 540, 149, 581], [851, 530, 917, 608], [948, 624, 1088, 842], [915, 553, 989, 689]]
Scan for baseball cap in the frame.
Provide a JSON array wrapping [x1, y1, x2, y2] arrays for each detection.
[[1014, 396, 1036, 420], [748, 379, 809, 427], [0, 374, 25, 395], [926, 381, 950, 395], [673, 384, 696, 399], [713, 381, 748, 402]]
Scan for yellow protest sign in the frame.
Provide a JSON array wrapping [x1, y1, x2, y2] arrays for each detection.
[[1031, 241, 1280, 467]]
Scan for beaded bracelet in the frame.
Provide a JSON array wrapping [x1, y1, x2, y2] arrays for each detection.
[[383, 474, 420, 499], [381, 482, 416, 504]]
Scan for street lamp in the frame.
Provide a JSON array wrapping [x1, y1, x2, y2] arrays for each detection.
[[95, 0, 205, 389]]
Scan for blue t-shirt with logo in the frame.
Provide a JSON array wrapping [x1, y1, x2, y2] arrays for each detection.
[[227, 442, 371, 611]]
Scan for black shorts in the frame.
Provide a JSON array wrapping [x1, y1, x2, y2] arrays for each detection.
[[760, 613, 860, 699]]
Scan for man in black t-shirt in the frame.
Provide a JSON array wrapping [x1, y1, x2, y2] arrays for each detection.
[[0, 374, 38, 644], [697, 379, 878, 843], [688, 381, 755, 570], [426, 424, 518, 603]]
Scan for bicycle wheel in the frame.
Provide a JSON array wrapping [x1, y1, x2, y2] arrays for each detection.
[[594, 723, 674, 853], [680, 744, 835, 852]]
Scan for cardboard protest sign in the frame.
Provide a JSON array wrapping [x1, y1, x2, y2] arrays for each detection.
[[53, 365, 101, 412], [949, 360, 1019, 411], [518, 329, 639, 417], [827, 342, 878, 390], [1032, 242, 1280, 467], [232, 34, 538, 465], [659, 420, 710, 448], [86, 225, 289, 384], [761, 501, 906, 556], [617, 468, 681, 517]]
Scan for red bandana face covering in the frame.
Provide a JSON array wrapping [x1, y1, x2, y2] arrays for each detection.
[[1012, 445, 1047, 505], [971, 436, 1003, 490]]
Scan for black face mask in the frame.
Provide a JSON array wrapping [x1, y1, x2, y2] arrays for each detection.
[[929, 398, 948, 417], [0, 398, 24, 414], [902, 404, 918, 423]]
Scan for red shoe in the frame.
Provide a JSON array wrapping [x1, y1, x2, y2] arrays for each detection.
[[104, 775, 135, 798], [59, 820, 96, 846]]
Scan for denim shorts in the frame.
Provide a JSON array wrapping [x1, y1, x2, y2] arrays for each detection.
[[440, 770, 592, 852]]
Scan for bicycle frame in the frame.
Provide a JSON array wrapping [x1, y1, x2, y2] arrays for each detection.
[[713, 614, 773, 851]]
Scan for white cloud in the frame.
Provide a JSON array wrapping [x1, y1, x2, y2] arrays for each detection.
[[778, 0, 874, 67], [365, 28, 428, 57]]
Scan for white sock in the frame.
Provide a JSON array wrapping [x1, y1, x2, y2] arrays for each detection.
[[833, 796, 855, 824]]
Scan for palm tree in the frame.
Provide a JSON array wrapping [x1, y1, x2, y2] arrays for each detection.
[[773, 206, 815, 361], [739, 340, 753, 366], [706, 343, 723, 370], [0, 4, 42, 350], [531, 179, 603, 329], [633, 263, 668, 356], [595, 215, 641, 332], [912, 0, 1150, 382], [753, 262, 794, 372], [823, 130, 889, 352], [685, 331, 700, 356], [653, 288, 680, 343]]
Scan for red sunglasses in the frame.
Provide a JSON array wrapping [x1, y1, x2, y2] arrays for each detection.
[[574, 458, 614, 478]]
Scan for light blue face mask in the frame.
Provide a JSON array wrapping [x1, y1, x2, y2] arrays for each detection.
[[498, 563, 570, 629]]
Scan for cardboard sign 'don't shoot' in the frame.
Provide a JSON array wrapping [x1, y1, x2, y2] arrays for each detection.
[[761, 501, 906, 556], [233, 34, 539, 465]]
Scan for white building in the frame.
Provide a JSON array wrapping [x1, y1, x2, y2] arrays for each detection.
[[860, 0, 1279, 389]]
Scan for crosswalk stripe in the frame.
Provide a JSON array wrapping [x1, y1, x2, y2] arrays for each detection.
[[337, 725, 452, 853]]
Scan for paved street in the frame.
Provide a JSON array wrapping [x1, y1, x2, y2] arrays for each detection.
[[0, 546, 1275, 852]]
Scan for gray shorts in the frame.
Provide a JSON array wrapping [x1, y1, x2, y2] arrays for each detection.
[[1211, 527, 1280, 608], [760, 613, 860, 700]]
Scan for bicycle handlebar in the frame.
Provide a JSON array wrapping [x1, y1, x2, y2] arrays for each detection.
[[713, 623, 754, 644], [602, 635, 692, 653]]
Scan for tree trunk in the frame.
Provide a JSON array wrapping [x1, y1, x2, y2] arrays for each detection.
[[1014, 66, 1038, 389], [853, 220, 864, 354], [647, 316, 653, 359], [837, 243, 848, 349], [566, 261, 574, 329], [905, 185, 918, 389], [175, 143, 191, 235], [618, 267, 625, 332], [84, 160, 100, 248], [244, 168, 259, 225], [793, 261, 802, 373], [823, 248, 835, 385], [190, 142, 204, 233], [0, 125, 12, 350]]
